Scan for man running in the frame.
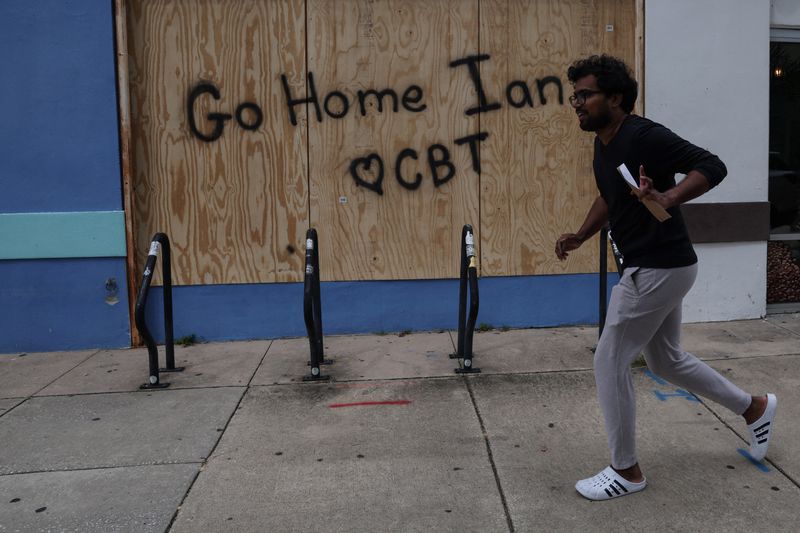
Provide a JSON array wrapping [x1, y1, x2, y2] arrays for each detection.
[[556, 54, 777, 501]]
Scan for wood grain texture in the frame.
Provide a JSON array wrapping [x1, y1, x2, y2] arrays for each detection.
[[115, 0, 141, 344], [124, 0, 638, 286], [480, 0, 637, 276], [307, 0, 480, 281], [635, 0, 645, 116], [127, 0, 308, 285]]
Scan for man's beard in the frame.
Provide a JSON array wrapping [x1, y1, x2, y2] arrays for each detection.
[[580, 108, 612, 132]]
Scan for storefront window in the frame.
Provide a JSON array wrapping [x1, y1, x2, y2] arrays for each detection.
[[768, 35, 800, 308]]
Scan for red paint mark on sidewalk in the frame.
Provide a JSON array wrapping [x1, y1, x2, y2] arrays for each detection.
[[328, 400, 412, 409]]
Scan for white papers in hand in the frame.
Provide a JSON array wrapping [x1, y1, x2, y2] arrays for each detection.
[[616, 163, 639, 189]]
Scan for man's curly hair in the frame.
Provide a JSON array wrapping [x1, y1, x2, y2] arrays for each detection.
[[567, 55, 638, 113]]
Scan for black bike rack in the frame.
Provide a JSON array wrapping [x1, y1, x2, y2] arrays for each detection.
[[302, 228, 332, 381], [598, 226, 624, 337], [135, 233, 184, 389], [452, 224, 481, 374]]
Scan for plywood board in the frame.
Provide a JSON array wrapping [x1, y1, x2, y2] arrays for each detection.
[[480, 0, 637, 276], [307, 0, 481, 281], [124, 0, 637, 286], [127, 0, 308, 285]]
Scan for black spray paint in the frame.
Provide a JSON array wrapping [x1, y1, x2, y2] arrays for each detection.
[[187, 54, 563, 196]]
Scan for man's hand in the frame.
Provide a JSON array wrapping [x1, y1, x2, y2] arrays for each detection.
[[555, 195, 609, 260], [632, 165, 675, 209], [555, 233, 584, 261], [635, 166, 712, 208]]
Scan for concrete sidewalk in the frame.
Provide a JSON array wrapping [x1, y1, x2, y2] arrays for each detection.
[[1, 316, 799, 532]]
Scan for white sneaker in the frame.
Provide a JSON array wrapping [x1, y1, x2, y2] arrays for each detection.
[[575, 466, 647, 501], [748, 393, 777, 461]]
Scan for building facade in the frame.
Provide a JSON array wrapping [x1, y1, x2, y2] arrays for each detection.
[[0, 0, 791, 352]]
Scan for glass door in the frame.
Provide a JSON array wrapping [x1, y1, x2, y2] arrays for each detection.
[[768, 29, 800, 311]]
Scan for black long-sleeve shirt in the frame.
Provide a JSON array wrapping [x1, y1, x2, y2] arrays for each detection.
[[593, 114, 727, 268]]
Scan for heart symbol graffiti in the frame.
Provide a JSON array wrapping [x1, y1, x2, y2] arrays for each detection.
[[349, 153, 384, 195]]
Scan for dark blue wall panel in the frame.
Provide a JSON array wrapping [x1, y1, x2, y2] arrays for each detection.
[[0, 0, 121, 213], [140, 274, 617, 344], [0, 258, 131, 353]]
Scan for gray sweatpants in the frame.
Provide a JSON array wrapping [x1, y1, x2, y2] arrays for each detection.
[[595, 263, 752, 469]]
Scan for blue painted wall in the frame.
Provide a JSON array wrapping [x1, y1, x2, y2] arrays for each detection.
[[141, 273, 617, 344], [0, 1, 130, 353], [0, 259, 130, 352], [0, 0, 122, 213]]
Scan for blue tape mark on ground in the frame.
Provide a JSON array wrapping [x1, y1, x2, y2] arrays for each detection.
[[644, 369, 668, 385], [653, 389, 701, 402], [737, 448, 770, 472]]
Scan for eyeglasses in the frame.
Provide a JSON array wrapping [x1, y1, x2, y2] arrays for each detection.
[[568, 89, 604, 106]]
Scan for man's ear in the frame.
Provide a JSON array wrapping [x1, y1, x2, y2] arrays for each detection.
[[608, 93, 624, 108]]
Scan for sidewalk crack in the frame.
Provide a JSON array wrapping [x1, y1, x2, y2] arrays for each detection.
[[464, 376, 515, 533]]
